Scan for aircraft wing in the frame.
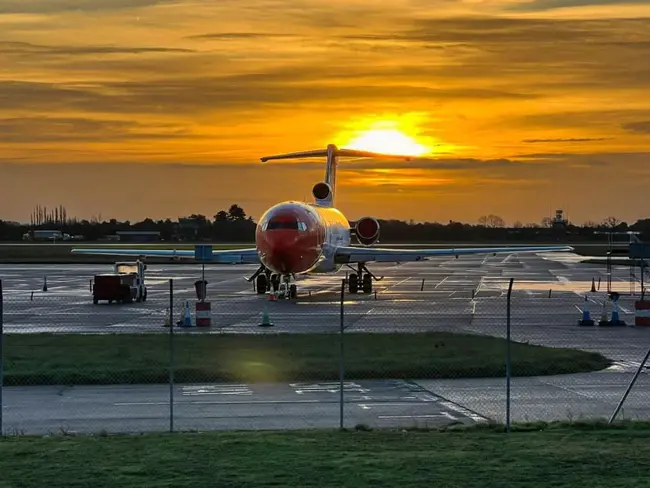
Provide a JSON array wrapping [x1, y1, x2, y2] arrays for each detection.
[[70, 247, 261, 264], [334, 245, 574, 264]]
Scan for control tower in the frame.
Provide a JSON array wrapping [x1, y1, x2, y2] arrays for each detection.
[[552, 209, 568, 229]]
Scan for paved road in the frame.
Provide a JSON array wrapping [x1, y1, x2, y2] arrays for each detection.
[[0, 251, 645, 336], [4, 368, 650, 436], [2, 251, 650, 434], [1, 379, 485, 435]]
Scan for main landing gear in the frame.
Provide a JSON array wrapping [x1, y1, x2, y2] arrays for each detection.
[[246, 265, 297, 299], [346, 263, 383, 294]]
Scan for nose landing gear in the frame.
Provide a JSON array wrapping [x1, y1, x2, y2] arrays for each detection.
[[253, 269, 298, 299]]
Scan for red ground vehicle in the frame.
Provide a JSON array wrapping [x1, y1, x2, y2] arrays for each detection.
[[92, 261, 147, 304]]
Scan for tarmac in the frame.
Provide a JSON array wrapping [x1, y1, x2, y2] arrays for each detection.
[[2, 250, 650, 435]]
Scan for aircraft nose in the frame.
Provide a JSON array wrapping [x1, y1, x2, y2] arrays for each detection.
[[256, 209, 320, 274]]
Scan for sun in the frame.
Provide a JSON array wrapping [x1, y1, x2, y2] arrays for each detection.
[[344, 128, 429, 156], [336, 116, 434, 157]]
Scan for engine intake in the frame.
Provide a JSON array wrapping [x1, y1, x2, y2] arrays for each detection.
[[354, 217, 380, 246], [312, 182, 331, 201]]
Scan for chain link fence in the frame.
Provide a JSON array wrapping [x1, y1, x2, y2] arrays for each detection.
[[1, 262, 649, 436]]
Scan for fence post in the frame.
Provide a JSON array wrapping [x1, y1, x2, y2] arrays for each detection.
[[0, 279, 4, 437], [506, 278, 514, 434], [609, 347, 650, 424], [339, 278, 345, 430], [169, 279, 174, 433]]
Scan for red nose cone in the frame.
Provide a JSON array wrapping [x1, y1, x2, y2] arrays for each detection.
[[256, 206, 322, 274]]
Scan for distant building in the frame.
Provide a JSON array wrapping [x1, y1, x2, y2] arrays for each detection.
[[115, 231, 161, 242], [552, 209, 568, 229]]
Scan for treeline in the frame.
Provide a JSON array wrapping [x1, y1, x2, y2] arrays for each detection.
[[1, 204, 649, 243]]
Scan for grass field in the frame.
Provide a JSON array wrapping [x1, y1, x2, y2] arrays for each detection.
[[0, 241, 624, 263], [2, 332, 611, 386], [2, 422, 650, 487]]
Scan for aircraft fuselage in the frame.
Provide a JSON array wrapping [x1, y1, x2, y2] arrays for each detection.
[[255, 201, 350, 275]]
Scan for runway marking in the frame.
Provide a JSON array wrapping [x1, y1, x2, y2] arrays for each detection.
[[114, 400, 324, 406], [437, 400, 489, 423], [182, 385, 253, 396], [378, 413, 458, 420], [290, 382, 369, 394], [435, 276, 449, 289], [537, 379, 600, 400]]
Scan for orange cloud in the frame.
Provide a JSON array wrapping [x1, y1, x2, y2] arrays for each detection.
[[1, 1, 649, 224]]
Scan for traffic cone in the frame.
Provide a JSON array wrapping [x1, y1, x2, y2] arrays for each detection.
[[258, 307, 274, 327], [180, 300, 192, 327], [578, 296, 594, 326], [268, 290, 277, 301], [591, 278, 596, 293], [610, 299, 626, 326], [42, 276, 47, 292]]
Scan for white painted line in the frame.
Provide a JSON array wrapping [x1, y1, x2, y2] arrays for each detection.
[[378, 413, 458, 420], [435, 276, 449, 289], [438, 400, 489, 423], [357, 402, 436, 408], [115, 399, 323, 406]]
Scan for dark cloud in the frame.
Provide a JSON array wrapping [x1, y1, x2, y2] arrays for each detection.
[[0, 117, 199, 143], [334, 17, 650, 92], [340, 17, 629, 45], [0, 77, 540, 117], [522, 138, 609, 143], [186, 32, 299, 40], [622, 121, 650, 134], [0, 41, 193, 55], [506, 0, 650, 12], [0, 0, 181, 14], [513, 110, 650, 130]]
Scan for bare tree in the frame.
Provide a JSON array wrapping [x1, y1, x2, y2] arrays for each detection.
[[603, 216, 621, 228], [478, 214, 505, 228]]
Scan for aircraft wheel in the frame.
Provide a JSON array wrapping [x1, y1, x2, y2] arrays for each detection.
[[289, 284, 297, 298], [256, 274, 268, 294], [362, 274, 372, 293], [349, 274, 359, 294]]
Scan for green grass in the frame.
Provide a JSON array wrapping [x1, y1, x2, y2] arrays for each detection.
[[2, 332, 611, 386], [0, 242, 618, 263], [2, 422, 650, 487]]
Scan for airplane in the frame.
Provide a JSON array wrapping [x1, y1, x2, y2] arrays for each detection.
[[71, 144, 574, 299]]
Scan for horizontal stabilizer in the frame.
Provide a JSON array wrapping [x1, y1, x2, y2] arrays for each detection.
[[260, 145, 417, 162]]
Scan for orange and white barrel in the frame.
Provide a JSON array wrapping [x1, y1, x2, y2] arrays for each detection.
[[635, 300, 650, 326], [195, 301, 211, 327]]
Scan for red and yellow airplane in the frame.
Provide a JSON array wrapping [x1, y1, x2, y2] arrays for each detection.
[[71, 144, 573, 298]]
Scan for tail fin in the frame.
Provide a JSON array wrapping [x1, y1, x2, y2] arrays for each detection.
[[260, 144, 415, 207]]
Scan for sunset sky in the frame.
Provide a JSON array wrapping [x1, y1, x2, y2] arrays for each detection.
[[1, 0, 649, 225]]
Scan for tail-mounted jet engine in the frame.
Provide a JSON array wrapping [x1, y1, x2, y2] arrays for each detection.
[[312, 182, 332, 201], [354, 217, 380, 246]]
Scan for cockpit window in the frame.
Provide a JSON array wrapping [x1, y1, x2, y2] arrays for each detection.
[[264, 218, 308, 231], [268, 220, 298, 230]]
